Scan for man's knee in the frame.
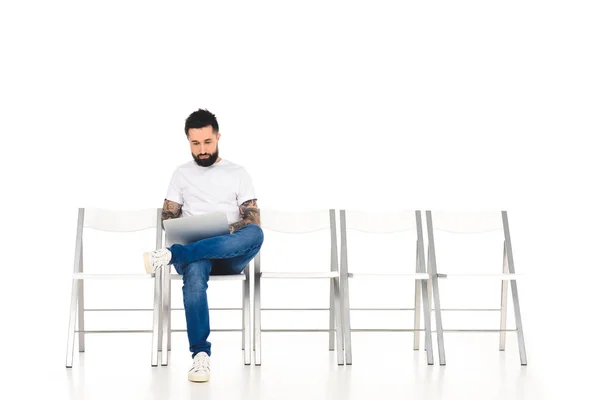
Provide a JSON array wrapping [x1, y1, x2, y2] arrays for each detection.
[[246, 224, 264, 246], [182, 260, 211, 291]]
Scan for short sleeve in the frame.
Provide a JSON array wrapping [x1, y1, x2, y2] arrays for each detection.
[[237, 168, 257, 206], [165, 170, 183, 205]]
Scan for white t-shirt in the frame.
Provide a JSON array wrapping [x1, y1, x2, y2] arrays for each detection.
[[165, 159, 257, 224]]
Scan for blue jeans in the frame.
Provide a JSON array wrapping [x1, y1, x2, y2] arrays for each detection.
[[168, 223, 264, 358]]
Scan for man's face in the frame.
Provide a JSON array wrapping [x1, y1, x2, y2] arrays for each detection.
[[188, 127, 220, 167]]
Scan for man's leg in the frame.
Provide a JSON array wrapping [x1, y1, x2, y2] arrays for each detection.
[[211, 243, 262, 276], [169, 224, 264, 268], [171, 224, 263, 358], [175, 259, 213, 358]]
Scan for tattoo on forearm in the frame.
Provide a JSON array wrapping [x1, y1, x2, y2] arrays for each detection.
[[161, 199, 182, 229], [229, 199, 260, 233]]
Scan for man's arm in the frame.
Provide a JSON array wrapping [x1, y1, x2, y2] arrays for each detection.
[[161, 199, 182, 230], [229, 199, 260, 234]]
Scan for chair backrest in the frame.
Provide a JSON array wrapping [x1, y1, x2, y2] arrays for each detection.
[[260, 209, 333, 233], [342, 209, 417, 233], [425, 210, 515, 309], [338, 209, 427, 310], [82, 208, 162, 232], [73, 207, 163, 275], [425, 210, 509, 272], [257, 208, 338, 273], [339, 209, 425, 272], [427, 210, 504, 234]]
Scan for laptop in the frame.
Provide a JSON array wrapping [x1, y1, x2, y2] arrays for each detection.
[[163, 212, 230, 246]]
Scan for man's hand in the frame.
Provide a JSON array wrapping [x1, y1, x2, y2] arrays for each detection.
[[229, 199, 260, 234], [161, 199, 182, 230]]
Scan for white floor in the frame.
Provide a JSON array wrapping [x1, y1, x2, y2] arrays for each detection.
[[8, 324, 591, 400], [4, 256, 597, 400]]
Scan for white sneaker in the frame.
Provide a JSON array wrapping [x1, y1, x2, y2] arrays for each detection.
[[188, 352, 210, 382], [143, 248, 172, 274]]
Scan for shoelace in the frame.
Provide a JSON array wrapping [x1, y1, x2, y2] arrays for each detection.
[[152, 250, 170, 268], [192, 355, 210, 372]]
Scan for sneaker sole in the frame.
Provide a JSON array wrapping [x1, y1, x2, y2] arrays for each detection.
[[143, 253, 152, 274], [188, 374, 210, 382]]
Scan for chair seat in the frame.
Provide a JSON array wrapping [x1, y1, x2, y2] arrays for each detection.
[[261, 271, 339, 279], [349, 272, 429, 279], [436, 273, 523, 280], [169, 273, 246, 281], [72, 273, 152, 280]]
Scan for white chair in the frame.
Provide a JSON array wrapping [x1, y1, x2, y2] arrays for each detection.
[[425, 210, 527, 365], [65, 208, 163, 367], [159, 236, 251, 366], [338, 209, 435, 365], [253, 209, 345, 365]]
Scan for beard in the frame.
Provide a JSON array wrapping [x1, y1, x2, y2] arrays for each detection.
[[192, 147, 219, 167]]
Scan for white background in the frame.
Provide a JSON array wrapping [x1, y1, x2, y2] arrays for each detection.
[[1, 0, 599, 398]]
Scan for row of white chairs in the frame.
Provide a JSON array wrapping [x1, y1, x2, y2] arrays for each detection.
[[65, 208, 527, 368]]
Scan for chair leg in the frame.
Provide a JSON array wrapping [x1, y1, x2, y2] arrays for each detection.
[[167, 276, 172, 352], [416, 235, 433, 365], [77, 240, 85, 353], [499, 243, 509, 351], [427, 279, 433, 318], [430, 276, 446, 365], [243, 266, 251, 365], [340, 274, 352, 365], [65, 278, 79, 368], [502, 212, 527, 365], [413, 279, 421, 350], [421, 278, 434, 365], [510, 279, 528, 365], [78, 279, 85, 352], [160, 267, 170, 366], [329, 279, 335, 351], [425, 211, 446, 365], [413, 241, 422, 350], [333, 277, 345, 365], [242, 276, 245, 351], [151, 271, 161, 367], [422, 279, 437, 362], [253, 272, 262, 365], [413, 241, 421, 350], [427, 278, 434, 357]]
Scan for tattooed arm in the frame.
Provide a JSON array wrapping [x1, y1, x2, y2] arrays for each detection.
[[229, 199, 261, 234], [161, 199, 182, 230]]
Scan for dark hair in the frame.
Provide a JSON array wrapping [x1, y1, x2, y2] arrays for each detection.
[[184, 108, 219, 137]]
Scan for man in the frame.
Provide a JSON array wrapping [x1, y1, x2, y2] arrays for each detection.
[[143, 108, 264, 383]]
